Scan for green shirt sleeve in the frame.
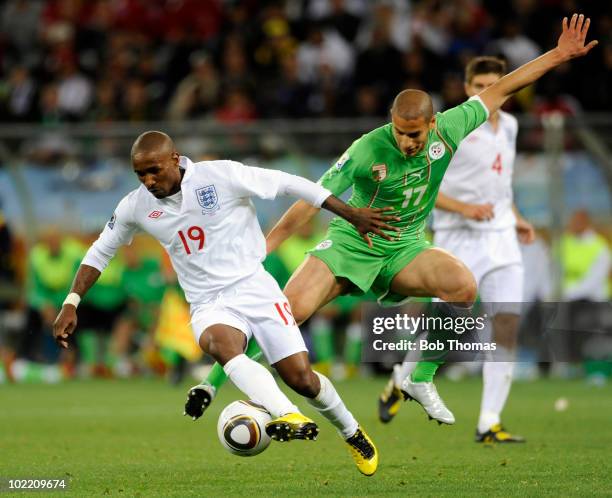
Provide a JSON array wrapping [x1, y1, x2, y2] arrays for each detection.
[[318, 137, 371, 196], [436, 96, 489, 150]]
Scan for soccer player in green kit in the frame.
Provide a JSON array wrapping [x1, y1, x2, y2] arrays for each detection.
[[185, 14, 597, 424]]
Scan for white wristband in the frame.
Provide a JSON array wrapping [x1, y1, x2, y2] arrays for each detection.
[[63, 292, 81, 308]]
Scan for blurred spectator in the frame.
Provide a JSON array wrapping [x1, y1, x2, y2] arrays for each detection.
[[220, 36, 256, 95], [561, 210, 610, 302], [439, 73, 466, 110], [0, 206, 18, 301], [352, 85, 384, 117], [318, 0, 362, 43], [88, 81, 118, 123], [77, 252, 127, 377], [56, 56, 93, 119], [354, 23, 403, 105], [1, 0, 43, 55], [39, 83, 63, 125], [487, 20, 541, 70], [399, 43, 444, 95], [119, 78, 154, 122], [254, 4, 299, 77], [578, 42, 612, 112], [410, 0, 453, 56], [260, 52, 313, 118], [355, 0, 411, 52], [96, 242, 166, 377], [297, 22, 354, 85], [306, 0, 368, 20], [533, 74, 581, 117], [26, 231, 84, 368], [0, 65, 38, 122], [167, 52, 220, 121], [214, 86, 257, 123]]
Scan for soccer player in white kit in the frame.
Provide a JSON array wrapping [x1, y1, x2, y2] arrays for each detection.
[[378, 57, 536, 442], [52, 131, 400, 475]]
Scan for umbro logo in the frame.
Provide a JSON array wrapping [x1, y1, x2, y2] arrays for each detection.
[[148, 210, 164, 219]]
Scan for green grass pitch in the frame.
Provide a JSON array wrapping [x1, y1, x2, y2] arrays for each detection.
[[1, 376, 610, 496]]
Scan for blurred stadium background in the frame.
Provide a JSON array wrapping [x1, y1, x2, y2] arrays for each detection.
[[0, 0, 611, 386]]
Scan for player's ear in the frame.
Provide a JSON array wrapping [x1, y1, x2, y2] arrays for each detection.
[[429, 115, 436, 129], [172, 150, 180, 165]]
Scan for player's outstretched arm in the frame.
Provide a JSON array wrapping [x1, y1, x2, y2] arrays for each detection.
[[479, 13, 597, 114], [53, 264, 100, 348]]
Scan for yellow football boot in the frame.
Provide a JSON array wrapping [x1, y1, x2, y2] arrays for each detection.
[[265, 412, 319, 442], [345, 426, 378, 476], [378, 377, 403, 423], [475, 424, 526, 443]]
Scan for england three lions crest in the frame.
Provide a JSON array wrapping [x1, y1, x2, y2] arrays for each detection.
[[196, 185, 220, 214]]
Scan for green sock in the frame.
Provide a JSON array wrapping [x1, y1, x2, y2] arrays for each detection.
[[411, 304, 460, 383], [202, 339, 262, 390], [411, 360, 443, 383]]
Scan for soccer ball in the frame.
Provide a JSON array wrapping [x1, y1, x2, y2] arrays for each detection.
[[217, 400, 272, 457]]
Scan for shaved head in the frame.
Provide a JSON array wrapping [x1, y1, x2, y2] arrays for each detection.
[[390, 89, 433, 122], [131, 131, 175, 161], [131, 131, 182, 199]]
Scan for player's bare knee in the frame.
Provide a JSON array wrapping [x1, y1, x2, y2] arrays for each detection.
[[439, 269, 477, 304]]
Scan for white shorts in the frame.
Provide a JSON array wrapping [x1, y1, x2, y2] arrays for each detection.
[[190, 267, 307, 365], [434, 227, 524, 315]]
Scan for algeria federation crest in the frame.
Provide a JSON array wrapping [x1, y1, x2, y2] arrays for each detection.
[[196, 185, 220, 214], [371, 164, 387, 182], [428, 141, 446, 160]]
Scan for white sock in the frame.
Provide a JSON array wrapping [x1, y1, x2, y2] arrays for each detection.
[[393, 361, 416, 388], [478, 348, 515, 433], [307, 371, 358, 439], [223, 354, 298, 418]]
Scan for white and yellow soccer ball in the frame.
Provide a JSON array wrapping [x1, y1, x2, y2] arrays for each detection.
[[217, 400, 272, 456]]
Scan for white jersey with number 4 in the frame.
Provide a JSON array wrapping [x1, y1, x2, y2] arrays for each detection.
[[433, 110, 518, 231], [82, 156, 329, 305]]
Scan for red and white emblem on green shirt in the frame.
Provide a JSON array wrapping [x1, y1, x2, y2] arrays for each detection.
[[372, 164, 387, 182], [428, 141, 446, 160]]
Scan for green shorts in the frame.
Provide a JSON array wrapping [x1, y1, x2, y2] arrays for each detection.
[[307, 225, 431, 306]]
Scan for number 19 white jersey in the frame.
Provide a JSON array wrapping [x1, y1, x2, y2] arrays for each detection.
[[82, 156, 305, 305], [432, 110, 518, 231]]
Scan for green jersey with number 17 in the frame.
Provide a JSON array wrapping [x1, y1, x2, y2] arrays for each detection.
[[318, 96, 489, 247]]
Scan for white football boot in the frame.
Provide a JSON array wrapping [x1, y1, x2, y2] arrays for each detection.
[[401, 377, 455, 425]]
